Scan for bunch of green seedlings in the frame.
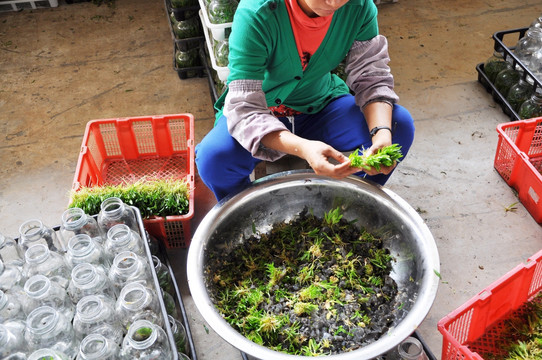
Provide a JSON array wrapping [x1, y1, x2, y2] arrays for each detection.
[[69, 177, 190, 218], [348, 144, 403, 171], [205, 207, 399, 356]]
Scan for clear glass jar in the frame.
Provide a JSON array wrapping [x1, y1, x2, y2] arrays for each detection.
[[494, 67, 521, 96], [0, 258, 24, 293], [207, 0, 238, 24], [76, 333, 121, 360], [0, 289, 25, 322], [120, 319, 172, 359], [97, 197, 138, 234], [152, 255, 174, 295], [23, 243, 71, 289], [28, 348, 70, 360], [178, 353, 191, 360], [115, 282, 162, 329], [65, 234, 110, 269], [104, 224, 144, 261], [483, 51, 512, 83], [23, 274, 75, 321], [0, 232, 24, 269], [213, 38, 229, 67], [530, 47, 542, 79], [397, 336, 429, 360], [18, 219, 64, 253], [169, 315, 188, 356], [67, 263, 116, 304], [173, 16, 203, 39], [514, 28, 542, 69], [73, 295, 123, 344], [60, 207, 104, 247], [519, 88, 542, 119], [25, 305, 78, 359], [531, 15, 542, 30], [162, 289, 178, 318], [108, 251, 152, 295], [0, 320, 27, 358], [506, 78, 534, 112]]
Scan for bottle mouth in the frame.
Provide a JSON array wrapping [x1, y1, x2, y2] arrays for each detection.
[[24, 243, 50, 264], [68, 234, 95, 257], [24, 274, 51, 299], [79, 333, 110, 358], [62, 207, 87, 231], [72, 263, 99, 286], [27, 306, 59, 335], [101, 197, 124, 217], [107, 224, 132, 247], [76, 295, 103, 321], [119, 282, 151, 310], [18, 219, 45, 241], [113, 251, 139, 272], [127, 319, 158, 349]]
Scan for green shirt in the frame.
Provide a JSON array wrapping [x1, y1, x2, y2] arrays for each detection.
[[214, 0, 379, 119]]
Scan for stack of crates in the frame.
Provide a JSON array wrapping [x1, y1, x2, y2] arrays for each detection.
[[165, 0, 206, 79]]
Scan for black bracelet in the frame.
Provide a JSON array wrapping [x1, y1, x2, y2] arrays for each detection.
[[369, 126, 392, 137]]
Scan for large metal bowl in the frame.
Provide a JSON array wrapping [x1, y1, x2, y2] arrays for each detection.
[[187, 171, 439, 359]]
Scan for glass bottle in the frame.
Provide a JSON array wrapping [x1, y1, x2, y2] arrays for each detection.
[[73, 295, 123, 344], [76, 333, 121, 360], [0, 289, 25, 322], [115, 281, 162, 329], [60, 207, 104, 247], [97, 197, 138, 234], [530, 47, 542, 79], [175, 48, 200, 68], [494, 67, 522, 96], [531, 15, 542, 30], [18, 219, 64, 253], [0, 320, 27, 359], [173, 15, 203, 39], [178, 353, 191, 360], [396, 336, 429, 360], [506, 78, 534, 113], [25, 305, 78, 359], [483, 50, 511, 83], [23, 243, 71, 289], [514, 28, 542, 69], [120, 319, 172, 359], [519, 87, 542, 119], [169, 315, 188, 356], [104, 224, 144, 261], [0, 258, 24, 293], [67, 263, 116, 304], [207, 0, 238, 24], [0, 232, 24, 269], [152, 255, 174, 295], [65, 234, 110, 269], [28, 348, 70, 360], [162, 288, 178, 318], [108, 251, 152, 295], [22, 274, 75, 321], [213, 38, 229, 67]]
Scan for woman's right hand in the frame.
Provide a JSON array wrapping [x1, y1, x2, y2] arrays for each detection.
[[297, 139, 360, 179]]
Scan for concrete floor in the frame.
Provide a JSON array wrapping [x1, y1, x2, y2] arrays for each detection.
[[1, 0, 542, 359]]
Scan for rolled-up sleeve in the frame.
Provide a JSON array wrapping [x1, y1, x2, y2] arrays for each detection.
[[224, 79, 288, 161], [345, 35, 399, 109]]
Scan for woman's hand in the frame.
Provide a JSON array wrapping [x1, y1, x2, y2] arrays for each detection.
[[297, 139, 360, 179], [355, 128, 396, 176]]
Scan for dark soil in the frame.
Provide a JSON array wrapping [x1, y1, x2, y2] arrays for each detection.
[[205, 207, 400, 356]]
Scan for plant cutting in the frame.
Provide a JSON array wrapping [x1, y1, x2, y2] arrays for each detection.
[[205, 207, 400, 356], [348, 144, 403, 171], [69, 177, 190, 218]]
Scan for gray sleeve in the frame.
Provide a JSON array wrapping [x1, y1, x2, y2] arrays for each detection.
[[223, 80, 288, 161], [345, 35, 399, 109]]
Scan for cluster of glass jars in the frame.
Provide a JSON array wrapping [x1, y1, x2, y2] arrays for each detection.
[[483, 14, 542, 119], [0, 197, 190, 360]]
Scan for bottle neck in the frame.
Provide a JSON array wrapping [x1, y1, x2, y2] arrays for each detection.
[[107, 224, 133, 247], [68, 234, 95, 258], [25, 243, 50, 265], [62, 208, 88, 231], [72, 263, 99, 287], [79, 334, 110, 358], [127, 320, 158, 350], [113, 252, 141, 276], [19, 219, 46, 242], [120, 283, 151, 311], [27, 306, 59, 335], [24, 275, 51, 299], [77, 295, 105, 322], [101, 197, 126, 220]]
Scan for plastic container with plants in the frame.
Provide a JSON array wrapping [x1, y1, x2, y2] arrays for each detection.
[[205, 207, 401, 356]]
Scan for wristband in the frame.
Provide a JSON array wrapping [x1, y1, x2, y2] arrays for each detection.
[[369, 126, 392, 137]]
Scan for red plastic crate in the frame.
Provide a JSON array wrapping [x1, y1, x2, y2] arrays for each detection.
[[494, 117, 542, 223], [72, 114, 195, 249], [437, 249, 542, 360]]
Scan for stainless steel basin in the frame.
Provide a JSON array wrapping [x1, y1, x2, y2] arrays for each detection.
[[187, 171, 439, 360]]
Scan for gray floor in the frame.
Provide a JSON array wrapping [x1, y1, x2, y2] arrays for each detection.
[[1, 0, 542, 359]]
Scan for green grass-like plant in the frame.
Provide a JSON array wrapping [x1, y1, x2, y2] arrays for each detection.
[[349, 144, 403, 171]]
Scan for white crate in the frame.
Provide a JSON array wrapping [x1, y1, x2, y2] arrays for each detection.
[[197, 0, 232, 42], [0, 0, 58, 11], [200, 9, 230, 82]]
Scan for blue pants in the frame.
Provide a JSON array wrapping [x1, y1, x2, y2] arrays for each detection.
[[196, 95, 415, 201]]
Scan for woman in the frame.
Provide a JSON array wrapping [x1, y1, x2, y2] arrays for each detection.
[[196, 0, 415, 201]]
